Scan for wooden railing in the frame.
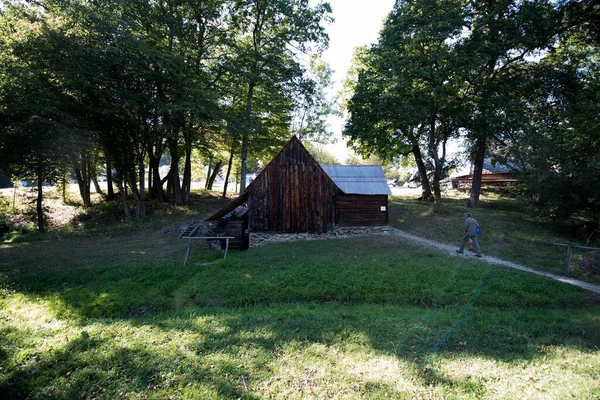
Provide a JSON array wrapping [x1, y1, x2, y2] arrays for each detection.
[[552, 243, 600, 273]]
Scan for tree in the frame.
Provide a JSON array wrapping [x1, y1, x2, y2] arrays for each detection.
[[509, 27, 600, 239], [0, 1, 92, 230], [344, 0, 466, 209], [455, 0, 560, 208], [303, 142, 339, 165], [291, 55, 336, 145], [226, 0, 332, 193]]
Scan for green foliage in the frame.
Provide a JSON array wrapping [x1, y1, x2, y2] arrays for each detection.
[[343, 0, 467, 205], [515, 34, 600, 231], [220, 0, 333, 191], [0, 219, 12, 234], [303, 141, 340, 165], [291, 55, 337, 144], [0, 0, 335, 217], [342, 0, 599, 214], [0, 196, 9, 217]]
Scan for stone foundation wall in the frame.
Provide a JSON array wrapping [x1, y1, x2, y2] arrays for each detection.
[[249, 225, 392, 248], [179, 221, 393, 249]]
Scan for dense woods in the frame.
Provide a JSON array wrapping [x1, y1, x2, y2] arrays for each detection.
[[0, 0, 333, 229]]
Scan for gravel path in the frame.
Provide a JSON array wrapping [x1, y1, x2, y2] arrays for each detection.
[[389, 228, 600, 294]]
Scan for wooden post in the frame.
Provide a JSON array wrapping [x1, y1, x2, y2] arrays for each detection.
[[184, 238, 192, 266], [564, 246, 573, 274], [223, 238, 230, 260], [552, 242, 600, 275], [181, 236, 235, 265]]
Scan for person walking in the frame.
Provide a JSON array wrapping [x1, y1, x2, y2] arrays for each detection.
[[456, 212, 482, 257]]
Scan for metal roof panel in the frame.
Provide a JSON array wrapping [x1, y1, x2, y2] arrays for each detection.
[[321, 165, 392, 195]]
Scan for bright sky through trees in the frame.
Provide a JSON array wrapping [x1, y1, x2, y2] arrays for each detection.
[[312, 0, 395, 162]]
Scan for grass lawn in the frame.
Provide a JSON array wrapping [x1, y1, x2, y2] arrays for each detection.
[[1, 190, 599, 399], [389, 190, 600, 284]]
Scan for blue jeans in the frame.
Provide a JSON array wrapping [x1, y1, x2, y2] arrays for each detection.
[[459, 234, 481, 256]]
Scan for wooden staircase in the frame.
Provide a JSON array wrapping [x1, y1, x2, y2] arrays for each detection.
[[179, 221, 201, 239]]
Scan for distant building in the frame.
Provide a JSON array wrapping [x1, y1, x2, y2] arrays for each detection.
[[450, 158, 519, 188]]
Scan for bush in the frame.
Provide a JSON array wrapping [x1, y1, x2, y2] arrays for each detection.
[[75, 200, 126, 228], [0, 197, 12, 233], [0, 218, 13, 233], [580, 251, 600, 276]]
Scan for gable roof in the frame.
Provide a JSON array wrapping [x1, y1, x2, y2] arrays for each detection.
[[482, 158, 519, 174], [450, 158, 520, 178], [245, 135, 336, 192], [321, 165, 392, 195]]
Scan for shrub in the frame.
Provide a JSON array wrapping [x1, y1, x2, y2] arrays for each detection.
[[0, 218, 13, 233], [580, 251, 600, 276]]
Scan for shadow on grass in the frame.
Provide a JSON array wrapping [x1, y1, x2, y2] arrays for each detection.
[[0, 321, 265, 399], [1, 236, 599, 398], [1, 295, 599, 399]]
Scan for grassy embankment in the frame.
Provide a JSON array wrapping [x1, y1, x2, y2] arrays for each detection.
[[0, 189, 598, 399], [390, 190, 600, 284]]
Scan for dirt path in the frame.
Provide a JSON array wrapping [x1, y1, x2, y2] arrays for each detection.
[[389, 228, 600, 294]]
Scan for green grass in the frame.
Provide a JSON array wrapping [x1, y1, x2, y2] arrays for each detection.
[[389, 191, 600, 284], [1, 189, 599, 399]]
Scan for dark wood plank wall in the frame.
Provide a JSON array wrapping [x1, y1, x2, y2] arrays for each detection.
[[247, 137, 339, 233], [335, 194, 389, 226], [452, 173, 517, 188]]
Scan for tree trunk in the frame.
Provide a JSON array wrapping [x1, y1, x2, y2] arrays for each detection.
[[222, 145, 235, 198], [60, 174, 67, 203], [148, 149, 165, 201], [92, 176, 104, 196], [182, 145, 192, 203], [207, 161, 223, 190], [428, 121, 450, 213], [170, 164, 183, 205], [432, 174, 443, 212], [74, 167, 90, 207], [468, 136, 486, 208], [106, 160, 115, 201], [147, 155, 153, 196], [117, 179, 132, 222], [168, 162, 183, 206], [127, 174, 146, 219], [167, 137, 183, 205], [75, 153, 92, 207], [204, 158, 212, 189], [36, 168, 45, 233], [131, 126, 146, 219], [413, 145, 432, 201], [240, 80, 256, 193]]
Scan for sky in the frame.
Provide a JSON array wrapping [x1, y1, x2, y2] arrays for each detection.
[[313, 0, 396, 163]]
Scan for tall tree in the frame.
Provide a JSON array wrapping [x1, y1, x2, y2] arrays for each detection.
[[344, 0, 465, 209], [456, 0, 559, 208], [226, 0, 332, 193], [0, 1, 92, 230], [291, 55, 336, 144], [504, 24, 600, 238]]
